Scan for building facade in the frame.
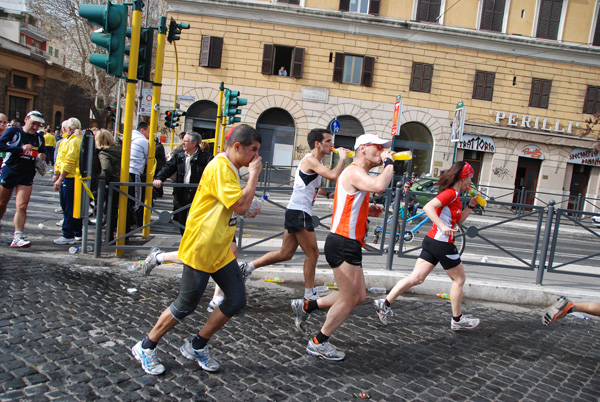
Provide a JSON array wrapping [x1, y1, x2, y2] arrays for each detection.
[[161, 0, 600, 209]]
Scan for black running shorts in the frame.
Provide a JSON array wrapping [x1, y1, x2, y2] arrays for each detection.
[[419, 235, 462, 270], [324, 232, 363, 268], [284, 209, 315, 233]]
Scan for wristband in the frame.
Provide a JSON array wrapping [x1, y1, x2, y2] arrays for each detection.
[[383, 157, 394, 168], [465, 204, 475, 209]]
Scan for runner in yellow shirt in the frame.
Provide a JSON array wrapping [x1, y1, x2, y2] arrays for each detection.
[[131, 124, 262, 375]]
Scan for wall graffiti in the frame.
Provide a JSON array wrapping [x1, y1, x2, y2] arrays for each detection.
[[492, 166, 512, 179]]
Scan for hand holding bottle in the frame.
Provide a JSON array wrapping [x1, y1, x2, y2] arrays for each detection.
[[467, 185, 487, 207]]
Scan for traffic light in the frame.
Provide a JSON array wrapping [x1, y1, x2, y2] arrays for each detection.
[[165, 110, 186, 128], [224, 89, 248, 125], [79, 1, 128, 77], [167, 18, 190, 43], [124, 27, 154, 81]]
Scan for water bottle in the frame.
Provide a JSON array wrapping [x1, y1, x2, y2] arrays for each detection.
[[367, 287, 386, 294], [265, 276, 284, 283], [241, 194, 269, 219], [467, 186, 487, 207], [437, 293, 451, 300], [571, 312, 589, 320], [69, 245, 93, 254], [314, 286, 329, 294]]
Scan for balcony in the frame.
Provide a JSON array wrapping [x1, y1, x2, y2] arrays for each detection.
[[20, 21, 47, 42]]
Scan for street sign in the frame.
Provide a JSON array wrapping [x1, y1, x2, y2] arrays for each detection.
[[451, 100, 466, 143], [330, 119, 340, 134], [391, 94, 403, 136], [140, 88, 153, 116]]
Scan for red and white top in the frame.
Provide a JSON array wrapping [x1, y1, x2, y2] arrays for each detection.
[[426, 188, 462, 243], [330, 163, 370, 245]]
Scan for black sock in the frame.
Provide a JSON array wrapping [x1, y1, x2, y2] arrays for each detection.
[[141, 335, 158, 350], [191, 334, 209, 350], [305, 299, 319, 314], [384, 299, 391, 307], [314, 331, 329, 345], [453, 314, 462, 322], [567, 307, 575, 314]]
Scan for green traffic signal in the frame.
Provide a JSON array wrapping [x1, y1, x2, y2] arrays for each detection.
[[124, 27, 154, 81], [164, 109, 186, 128], [79, 1, 128, 77], [224, 89, 247, 125], [167, 18, 190, 43]]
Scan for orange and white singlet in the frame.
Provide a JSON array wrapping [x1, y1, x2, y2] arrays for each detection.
[[330, 163, 370, 245]]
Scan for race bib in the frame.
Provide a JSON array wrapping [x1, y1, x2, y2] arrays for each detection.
[[22, 148, 39, 159]]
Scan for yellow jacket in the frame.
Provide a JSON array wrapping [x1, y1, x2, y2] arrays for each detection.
[[59, 133, 82, 178], [44, 133, 56, 148]]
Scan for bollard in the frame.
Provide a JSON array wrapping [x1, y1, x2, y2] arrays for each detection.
[[536, 200, 555, 285], [94, 173, 106, 258]]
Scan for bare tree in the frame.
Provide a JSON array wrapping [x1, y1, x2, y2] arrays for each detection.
[[581, 112, 600, 152], [29, 0, 167, 128]]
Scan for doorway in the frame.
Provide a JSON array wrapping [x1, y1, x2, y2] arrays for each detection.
[[463, 150, 483, 185], [256, 108, 295, 184], [513, 157, 541, 206], [568, 164, 591, 211], [394, 122, 433, 185]]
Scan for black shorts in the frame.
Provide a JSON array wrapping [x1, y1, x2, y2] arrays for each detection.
[[419, 235, 462, 270], [284, 209, 315, 233], [324, 233, 362, 268], [0, 166, 34, 189]]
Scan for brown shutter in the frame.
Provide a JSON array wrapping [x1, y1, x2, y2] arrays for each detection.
[[339, 0, 350, 12], [540, 79, 551, 109], [361, 56, 374, 87], [262, 44, 275, 75], [529, 78, 541, 107], [484, 72, 495, 100], [536, 0, 563, 39], [473, 71, 484, 99], [199, 36, 211, 67], [368, 0, 380, 16], [480, 0, 505, 32], [422, 64, 433, 93], [410, 63, 422, 91], [290, 47, 304, 78], [209, 37, 223, 68], [583, 87, 596, 114], [333, 52, 344, 83]]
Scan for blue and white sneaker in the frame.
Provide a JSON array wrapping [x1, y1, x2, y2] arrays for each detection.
[[131, 340, 165, 375], [142, 246, 162, 276], [180, 339, 220, 372]]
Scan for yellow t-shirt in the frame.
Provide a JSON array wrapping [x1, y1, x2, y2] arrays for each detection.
[[44, 133, 56, 148], [177, 153, 242, 273]]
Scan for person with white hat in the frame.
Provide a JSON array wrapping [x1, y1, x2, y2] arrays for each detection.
[[0, 111, 47, 247], [292, 133, 395, 361]]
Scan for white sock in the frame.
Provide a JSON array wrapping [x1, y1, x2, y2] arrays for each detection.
[[246, 261, 256, 273], [211, 295, 225, 304], [156, 253, 164, 263], [13, 231, 23, 240]]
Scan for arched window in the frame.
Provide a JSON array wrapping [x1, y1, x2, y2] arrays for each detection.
[[394, 122, 433, 179]]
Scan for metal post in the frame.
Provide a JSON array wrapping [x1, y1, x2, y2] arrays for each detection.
[[386, 185, 403, 270], [81, 132, 94, 254], [94, 173, 106, 258], [536, 200, 555, 285], [114, 81, 123, 137]]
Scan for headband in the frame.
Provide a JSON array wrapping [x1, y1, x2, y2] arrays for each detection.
[[458, 162, 474, 179]]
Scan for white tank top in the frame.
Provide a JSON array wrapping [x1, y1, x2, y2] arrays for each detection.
[[287, 154, 322, 215]]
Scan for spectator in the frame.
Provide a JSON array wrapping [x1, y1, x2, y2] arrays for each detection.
[[0, 113, 7, 169], [53, 118, 83, 245], [278, 66, 288, 76], [153, 132, 212, 234], [95, 129, 122, 242], [128, 122, 149, 230], [0, 110, 47, 247], [44, 129, 56, 166], [401, 181, 418, 218]]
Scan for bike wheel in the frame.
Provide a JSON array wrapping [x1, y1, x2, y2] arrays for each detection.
[[455, 226, 467, 255]]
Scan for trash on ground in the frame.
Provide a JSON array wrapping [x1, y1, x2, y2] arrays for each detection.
[[437, 293, 450, 300], [127, 288, 137, 294], [265, 277, 284, 283]]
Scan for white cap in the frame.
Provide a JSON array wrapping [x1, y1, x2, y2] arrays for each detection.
[[354, 133, 392, 150], [26, 111, 45, 124]]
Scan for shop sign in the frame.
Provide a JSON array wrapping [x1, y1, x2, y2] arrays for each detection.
[[519, 144, 544, 159], [568, 148, 600, 166], [301, 87, 329, 103], [458, 134, 495, 153], [490, 110, 581, 134]]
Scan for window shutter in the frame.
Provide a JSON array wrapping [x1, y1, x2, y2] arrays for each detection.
[[484, 72, 495, 100], [339, 0, 350, 12], [410, 63, 422, 91], [584, 86, 599, 114], [199, 36, 210, 67], [208, 37, 223, 68], [262, 44, 275, 75], [290, 47, 305, 78], [361, 56, 375, 87], [418, 0, 441, 22], [540, 80, 551, 109], [333, 52, 344, 83], [480, 0, 505, 32], [473, 71, 484, 99], [422, 64, 433, 93], [368, 0, 380, 16], [529, 79, 541, 107], [537, 0, 563, 39]]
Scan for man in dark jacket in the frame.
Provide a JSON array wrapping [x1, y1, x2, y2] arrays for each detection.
[[153, 132, 212, 233]]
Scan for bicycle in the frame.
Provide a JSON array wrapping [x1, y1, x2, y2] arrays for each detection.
[[372, 208, 466, 255]]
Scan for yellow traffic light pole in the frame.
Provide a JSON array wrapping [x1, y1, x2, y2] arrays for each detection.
[[142, 17, 167, 238], [213, 82, 224, 156], [116, 0, 142, 256]]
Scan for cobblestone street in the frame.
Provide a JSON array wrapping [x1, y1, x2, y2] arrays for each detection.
[[1, 258, 600, 401]]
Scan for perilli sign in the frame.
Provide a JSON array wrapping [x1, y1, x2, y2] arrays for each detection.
[[458, 134, 495, 153], [569, 148, 600, 166], [490, 110, 580, 134], [519, 144, 544, 159]]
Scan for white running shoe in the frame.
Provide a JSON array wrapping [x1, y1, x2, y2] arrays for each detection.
[[10, 238, 31, 248], [206, 297, 223, 313], [142, 246, 162, 276], [373, 299, 394, 326], [239, 261, 254, 282], [53, 236, 75, 245], [306, 339, 345, 361], [451, 314, 480, 331], [291, 299, 309, 332], [180, 340, 220, 372], [131, 341, 165, 375]]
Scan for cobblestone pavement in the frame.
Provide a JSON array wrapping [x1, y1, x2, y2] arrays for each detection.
[[1, 259, 600, 401]]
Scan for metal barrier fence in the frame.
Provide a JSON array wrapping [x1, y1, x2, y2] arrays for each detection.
[[92, 172, 600, 286]]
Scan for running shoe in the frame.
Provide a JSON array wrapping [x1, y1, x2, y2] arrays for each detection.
[[131, 340, 165, 375], [53, 236, 75, 245], [180, 340, 220, 372], [451, 314, 480, 331], [74, 236, 82, 241], [306, 339, 345, 361], [239, 261, 253, 282], [35, 159, 46, 176], [543, 296, 574, 326], [142, 246, 162, 276], [373, 299, 394, 326], [10, 238, 31, 248], [291, 298, 309, 332]]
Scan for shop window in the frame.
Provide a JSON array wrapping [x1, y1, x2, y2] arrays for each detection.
[[410, 62, 433, 93], [529, 78, 552, 109], [479, 0, 505, 32], [416, 0, 441, 23], [262, 44, 304, 78], [332, 53, 374, 87], [278, 0, 300, 4], [583, 85, 600, 115], [199, 36, 223, 68], [339, 0, 380, 15], [536, 0, 563, 40], [12, 74, 28, 90], [472, 71, 495, 101]]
